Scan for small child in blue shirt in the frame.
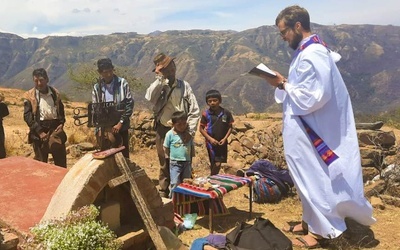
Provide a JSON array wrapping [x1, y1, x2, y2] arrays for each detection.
[[163, 111, 193, 198]]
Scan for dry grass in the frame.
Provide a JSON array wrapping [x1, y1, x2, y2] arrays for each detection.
[[3, 96, 32, 157], [64, 119, 96, 145]]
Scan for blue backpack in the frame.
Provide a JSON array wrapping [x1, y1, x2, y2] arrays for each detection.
[[247, 160, 294, 203]]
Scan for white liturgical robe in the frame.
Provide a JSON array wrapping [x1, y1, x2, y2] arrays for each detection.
[[275, 35, 376, 238]]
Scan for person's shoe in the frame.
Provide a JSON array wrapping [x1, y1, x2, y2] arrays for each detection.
[[292, 235, 320, 249], [282, 222, 307, 235]]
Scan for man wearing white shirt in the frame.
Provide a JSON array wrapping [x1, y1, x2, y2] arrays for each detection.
[[92, 58, 134, 158], [23, 68, 67, 167]]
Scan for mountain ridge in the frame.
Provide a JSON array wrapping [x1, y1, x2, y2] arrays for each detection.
[[0, 23, 399, 114]]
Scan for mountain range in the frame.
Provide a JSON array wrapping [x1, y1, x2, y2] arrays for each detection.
[[0, 23, 399, 114]]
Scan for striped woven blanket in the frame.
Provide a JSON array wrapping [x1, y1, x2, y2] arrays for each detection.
[[172, 174, 252, 216]]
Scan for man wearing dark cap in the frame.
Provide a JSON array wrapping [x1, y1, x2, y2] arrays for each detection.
[[92, 58, 134, 158], [145, 52, 200, 198]]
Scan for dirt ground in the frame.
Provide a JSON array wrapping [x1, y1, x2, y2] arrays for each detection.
[[1, 87, 400, 249], [131, 150, 400, 250]]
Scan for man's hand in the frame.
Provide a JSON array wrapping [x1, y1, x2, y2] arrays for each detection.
[[113, 122, 123, 134], [39, 131, 49, 142], [262, 71, 286, 88], [55, 124, 63, 132]]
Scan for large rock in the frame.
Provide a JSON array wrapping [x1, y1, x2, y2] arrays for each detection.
[[357, 130, 396, 148], [356, 121, 384, 130]]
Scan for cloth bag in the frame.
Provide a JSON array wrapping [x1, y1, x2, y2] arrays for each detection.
[[226, 217, 292, 250], [253, 177, 282, 203]]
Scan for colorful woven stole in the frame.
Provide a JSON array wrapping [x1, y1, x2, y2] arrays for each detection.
[[293, 34, 328, 59], [299, 117, 338, 166], [295, 35, 339, 166]]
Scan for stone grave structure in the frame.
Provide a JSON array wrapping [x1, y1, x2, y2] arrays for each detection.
[[0, 154, 174, 249]]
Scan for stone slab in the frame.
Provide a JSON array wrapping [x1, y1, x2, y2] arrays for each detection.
[[0, 156, 67, 236]]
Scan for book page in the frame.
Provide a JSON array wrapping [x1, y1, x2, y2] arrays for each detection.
[[248, 63, 277, 78]]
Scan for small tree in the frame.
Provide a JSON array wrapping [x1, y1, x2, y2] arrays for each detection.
[[67, 63, 144, 93]]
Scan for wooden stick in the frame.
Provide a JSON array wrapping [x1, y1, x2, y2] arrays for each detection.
[[114, 152, 167, 250]]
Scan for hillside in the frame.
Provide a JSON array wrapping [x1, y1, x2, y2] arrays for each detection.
[[0, 24, 400, 115]]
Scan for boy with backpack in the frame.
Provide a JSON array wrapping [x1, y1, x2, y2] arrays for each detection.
[[199, 90, 234, 175]]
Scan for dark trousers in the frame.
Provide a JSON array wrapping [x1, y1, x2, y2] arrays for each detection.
[[0, 122, 5, 159], [33, 139, 67, 167], [206, 142, 228, 175], [32, 120, 67, 168], [120, 129, 130, 159], [156, 123, 171, 196], [96, 128, 130, 159]]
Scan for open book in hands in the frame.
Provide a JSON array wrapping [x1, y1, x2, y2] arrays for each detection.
[[247, 63, 277, 78]]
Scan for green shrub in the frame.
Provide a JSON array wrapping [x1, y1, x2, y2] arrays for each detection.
[[24, 205, 122, 250]]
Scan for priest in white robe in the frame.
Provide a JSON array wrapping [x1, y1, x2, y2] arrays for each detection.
[[263, 5, 376, 248]]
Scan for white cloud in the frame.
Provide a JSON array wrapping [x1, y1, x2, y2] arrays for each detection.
[[0, 0, 398, 38]]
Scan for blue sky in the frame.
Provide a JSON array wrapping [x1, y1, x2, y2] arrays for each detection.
[[1, 0, 398, 38]]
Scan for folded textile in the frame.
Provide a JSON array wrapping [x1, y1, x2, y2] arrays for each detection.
[[206, 234, 226, 248]]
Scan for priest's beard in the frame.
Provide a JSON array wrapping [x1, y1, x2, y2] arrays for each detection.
[[290, 32, 303, 50]]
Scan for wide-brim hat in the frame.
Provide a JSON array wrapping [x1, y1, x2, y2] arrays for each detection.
[[152, 53, 175, 72]]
